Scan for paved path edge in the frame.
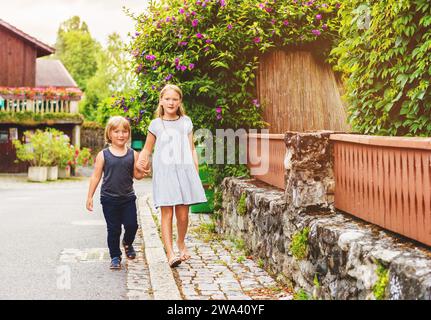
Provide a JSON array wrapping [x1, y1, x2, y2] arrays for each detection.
[[137, 195, 182, 300]]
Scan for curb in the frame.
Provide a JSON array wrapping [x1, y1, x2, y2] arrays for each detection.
[[137, 195, 182, 300]]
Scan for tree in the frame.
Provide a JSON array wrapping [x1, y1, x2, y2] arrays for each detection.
[[82, 33, 137, 120], [55, 16, 100, 91]]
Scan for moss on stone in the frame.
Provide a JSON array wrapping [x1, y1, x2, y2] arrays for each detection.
[[290, 227, 310, 260], [373, 262, 389, 300], [236, 193, 247, 216]]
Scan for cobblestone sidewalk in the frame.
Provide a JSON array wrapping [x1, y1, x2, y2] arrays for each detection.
[[144, 196, 293, 300]]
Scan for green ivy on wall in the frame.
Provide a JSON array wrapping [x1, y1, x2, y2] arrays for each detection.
[[331, 0, 431, 136]]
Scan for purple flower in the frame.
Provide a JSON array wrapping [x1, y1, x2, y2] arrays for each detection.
[[135, 32, 140, 36], [259, 3, 265, 9], [265, 7, 273, 13], [227, 24, 233, 30], [189, 63, 195, 70], [271, 19, 277, 25], [205, 39, 212, 44], [179, 8, 185, 14], [196, 33, 203, 39], [135, 64, 143, 73], [219, 0, 226, 6], [316, 14, 322, 20], [252, 99, 260, 107], [180, 65, 187, 71], [283, 20, 289, 26], [311, 29, 321, 36], [192, 19, 199, 27], [322, 24, 328, 30], [145, 54, 156, 61], [165, 74, 173, 81], [253, 37, 261, 43], [191, 11, 197, 16], [216, 106, 222, 113], [216, 114, 222, 120], [178, 41, 188, 46], [166, 17, 171, 22], [174, 58, 180, 66], [204, 47, 210, 52], [152, 66, 158, 70]]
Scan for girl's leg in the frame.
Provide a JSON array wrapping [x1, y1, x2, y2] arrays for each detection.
[[175, 204, 191, 261], [160, 206, 177, 262]]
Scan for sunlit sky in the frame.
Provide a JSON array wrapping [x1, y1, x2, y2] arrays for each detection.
[[0, 0, 150, 47]]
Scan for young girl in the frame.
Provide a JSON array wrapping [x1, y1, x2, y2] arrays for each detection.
[[137, 84, 207, 268], [86, 116, 150, 270]]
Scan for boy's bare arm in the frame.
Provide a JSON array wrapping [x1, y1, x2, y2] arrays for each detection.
[[86, 151, 104, 212]]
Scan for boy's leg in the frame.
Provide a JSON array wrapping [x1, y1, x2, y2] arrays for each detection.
[[101, 199, 122, 259], [175, 204, 191, 261], [122, 198, 138, 246], [160, 206, 177, 263]]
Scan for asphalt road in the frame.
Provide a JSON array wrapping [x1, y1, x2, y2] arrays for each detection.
[[0, 175, 152, 300]]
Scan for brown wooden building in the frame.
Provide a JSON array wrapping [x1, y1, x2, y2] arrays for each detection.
[[0, 19, 54, 87], [0, 19, 83, 173]]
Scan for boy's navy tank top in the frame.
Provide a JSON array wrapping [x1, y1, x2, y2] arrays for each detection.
[[101, 147, 135, 199]]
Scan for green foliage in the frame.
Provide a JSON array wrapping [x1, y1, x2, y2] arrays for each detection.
[[76, 147, 94, 167], [0, 112, 83, 125], [290, 227, 310, 260], [81, 33, 137, 120], [13, 128, 93, 168], [293, 289, 310, 300], [54, 16, 99, 91], [257, 258, 265, 269], [236, 255, 246, 263], [331, 0, 431, 136], [13, 130, 54, 167], [236, 193, 247, 216], [232, 237, 246, 251], [373, 262, 389, 300], [125, 0, 340, 132]]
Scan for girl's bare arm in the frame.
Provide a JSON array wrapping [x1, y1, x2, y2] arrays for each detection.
[[133, 151, 150, 179], [189, 132, 199, 173], [137, 132, 156, 172], [86, 151, 104, 212]]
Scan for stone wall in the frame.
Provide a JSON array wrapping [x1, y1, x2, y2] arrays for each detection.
[[81, 125, 106, 155], [219, 131, 431, 300]]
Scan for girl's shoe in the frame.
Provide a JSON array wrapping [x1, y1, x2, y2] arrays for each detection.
[[169, 257, 182, 268], [110, 257, 122, 270], [122, 241, 136, 259]]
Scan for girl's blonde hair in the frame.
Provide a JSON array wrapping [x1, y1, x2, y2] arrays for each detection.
[[155, 84, 186, 118], [104, 116, 131, 144]]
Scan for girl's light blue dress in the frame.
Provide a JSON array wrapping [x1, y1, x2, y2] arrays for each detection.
[[148, 115, 207, 209]]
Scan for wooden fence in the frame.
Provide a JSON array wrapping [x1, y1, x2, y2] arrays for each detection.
[[331, 134, 431, 247], [247, 133, 286, 190], [256, 50, 350, 133]]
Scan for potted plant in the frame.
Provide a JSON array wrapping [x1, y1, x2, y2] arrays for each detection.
[[13, 130, 51, 182], [46, 128, 71, 180], [58, 144, 74, 178]]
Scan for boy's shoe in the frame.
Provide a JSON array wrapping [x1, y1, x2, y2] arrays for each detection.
[[110, 257, 122, 270], [122, 241, 136, 260]]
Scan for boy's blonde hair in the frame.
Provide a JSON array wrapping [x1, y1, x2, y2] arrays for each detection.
[[104, 116, 131, 144], [155, 84, 186, 118]]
